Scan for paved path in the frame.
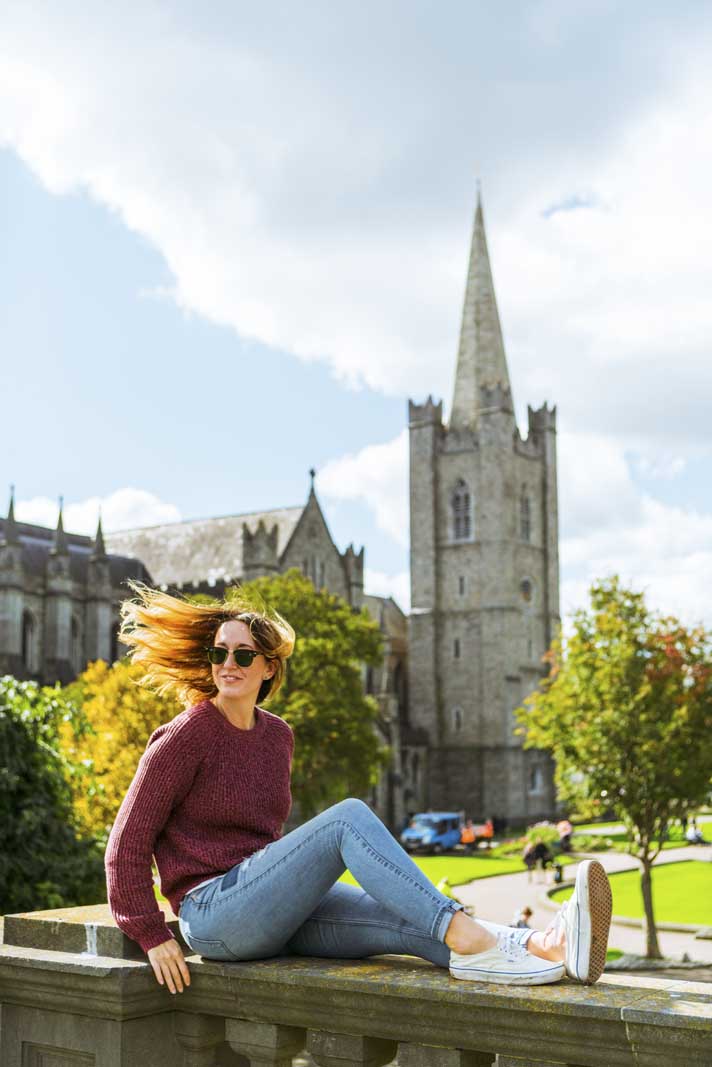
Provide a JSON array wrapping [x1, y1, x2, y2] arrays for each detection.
[[453, 845, 712, 962]]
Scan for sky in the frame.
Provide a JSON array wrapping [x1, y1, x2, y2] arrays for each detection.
[[1, 1, 711, 625]]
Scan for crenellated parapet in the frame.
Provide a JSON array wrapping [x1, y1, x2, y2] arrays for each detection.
[[242, 520, 280, 578], [408, 395, 443, 428], [441, 426, 478, 454], [479, 381, 514, 415], [528, 401, 557, 436], [513, 427, 543, 458]]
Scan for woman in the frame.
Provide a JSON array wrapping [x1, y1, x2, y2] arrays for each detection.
[[106, 585, 612, 995]]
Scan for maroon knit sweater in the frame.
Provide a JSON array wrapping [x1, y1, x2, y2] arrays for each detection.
[[105, 699, 294, 954]]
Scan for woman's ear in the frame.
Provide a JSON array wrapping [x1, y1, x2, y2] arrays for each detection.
[[264, 660, 277, 680]]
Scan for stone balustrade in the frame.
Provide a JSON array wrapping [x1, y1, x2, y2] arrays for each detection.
[[1, 904, 711, 1066]]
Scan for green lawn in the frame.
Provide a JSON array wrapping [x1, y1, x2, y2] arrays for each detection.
[[340, 852, 548, 889], [573, 823, 691, 852], [551, 860, 712, 926]]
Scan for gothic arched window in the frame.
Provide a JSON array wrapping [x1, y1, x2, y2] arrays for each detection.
[[22, 611, 36, 673], [451, 479, 473, 541], [520, 490, 532, 543], [528, 765, 544, 794]]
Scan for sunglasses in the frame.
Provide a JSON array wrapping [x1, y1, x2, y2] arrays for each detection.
[[206, 646, 263, 668]]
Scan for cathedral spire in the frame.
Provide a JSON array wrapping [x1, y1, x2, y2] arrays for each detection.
[[3, 485, 19, 544], [92, 511, 107, 560], [52, 496, 68, 555], [449, 190, 514, 430]]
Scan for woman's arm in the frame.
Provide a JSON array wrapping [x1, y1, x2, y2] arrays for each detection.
[[105, 720, 199, 955]]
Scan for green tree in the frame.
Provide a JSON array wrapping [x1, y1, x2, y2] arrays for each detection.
[[62, 571, 387, 831], [516, 577, 712, 958], [0, 677, 105, 914], [60, 660, 181, 840], [230, 570, 388, 816]]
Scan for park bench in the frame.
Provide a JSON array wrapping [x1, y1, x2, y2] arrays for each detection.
[[1, 902, 711, 1066]]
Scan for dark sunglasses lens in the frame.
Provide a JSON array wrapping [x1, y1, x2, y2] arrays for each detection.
[[207, 647, 228, 664], [234, 649, 257, 667]]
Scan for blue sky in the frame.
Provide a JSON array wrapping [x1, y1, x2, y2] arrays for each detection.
[[2, 2, 712, 621], [1, 148, 406, 576]]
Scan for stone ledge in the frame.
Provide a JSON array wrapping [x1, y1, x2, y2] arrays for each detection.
[[3, 905, 712, 1065], [2, 901, 184, 960]]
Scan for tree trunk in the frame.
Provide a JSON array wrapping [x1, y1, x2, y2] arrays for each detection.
[[640, 858, 663, 959]]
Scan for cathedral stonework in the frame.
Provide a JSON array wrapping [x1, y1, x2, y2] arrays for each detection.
[[1, 194, 559, 828], [0, 493, 150, 685], [406, 194, 559, 823]]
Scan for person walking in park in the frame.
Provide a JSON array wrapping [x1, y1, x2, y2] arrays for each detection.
[[106, 585, 612, 995]]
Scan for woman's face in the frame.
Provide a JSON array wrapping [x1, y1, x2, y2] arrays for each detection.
[[211, 619, 275, 705]]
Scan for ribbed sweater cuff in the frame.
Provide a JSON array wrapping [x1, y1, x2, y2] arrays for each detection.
[[137, 925, 176, 956]]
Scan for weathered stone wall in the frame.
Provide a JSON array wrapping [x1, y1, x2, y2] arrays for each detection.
[[2, 905, 711, 1067]]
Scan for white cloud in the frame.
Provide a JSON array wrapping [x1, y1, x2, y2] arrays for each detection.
[[317, 431, 408, 548], [632, 454, 687, 481], [559, 435, 712, 629], [2, 4, 712, 630], [15, 488, 181, 535], [1, 4, 711, 456], [365, 568, 410, 614]]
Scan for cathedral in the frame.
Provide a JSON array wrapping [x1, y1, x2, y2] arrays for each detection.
[[0, 193, 558, 825], [406, 193, 559, 823]]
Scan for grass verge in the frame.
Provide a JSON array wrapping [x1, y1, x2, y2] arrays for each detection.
[[551, 860, 712, 926]]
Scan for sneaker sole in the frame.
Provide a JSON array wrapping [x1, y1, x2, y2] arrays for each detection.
[[449, 964, 565, 986], [575, 860, 612, 984]]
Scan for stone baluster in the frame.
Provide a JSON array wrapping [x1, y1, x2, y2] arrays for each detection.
[[399, 1045, 495, 1066], [174, 1012, 225, 1066], [307, 1030, 398, 1067], [225, 1020, 305, 1066]]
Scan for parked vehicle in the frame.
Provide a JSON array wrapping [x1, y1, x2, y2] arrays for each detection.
[[400, 812, 462, 855]]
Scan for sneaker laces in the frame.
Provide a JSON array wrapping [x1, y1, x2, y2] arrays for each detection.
[[543, 900, 569, 954], [496, 931, 529, 961], [550, 900, 567, 934]]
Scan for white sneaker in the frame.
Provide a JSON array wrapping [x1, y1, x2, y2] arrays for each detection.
[[550, 859, 612, 984], [449, 931, 565, 986]]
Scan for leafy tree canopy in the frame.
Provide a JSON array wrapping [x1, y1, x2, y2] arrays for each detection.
[[0, 676, 105, 913], [516, 576, 712, 956], [60, 660, 181, 841], [63, 570, 387, 832], [227, 570, 387, 816]]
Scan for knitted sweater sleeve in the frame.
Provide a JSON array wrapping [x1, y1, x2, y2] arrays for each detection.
[[105, 717, 202, 954]]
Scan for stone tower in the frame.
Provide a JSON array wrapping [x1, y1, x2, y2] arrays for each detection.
[[407, 193, 559, 823]]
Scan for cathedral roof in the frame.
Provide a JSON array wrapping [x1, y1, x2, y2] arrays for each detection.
[[104, 506, 305, 588], [0, 518, 152, 586], [363, 593, 408, 641]]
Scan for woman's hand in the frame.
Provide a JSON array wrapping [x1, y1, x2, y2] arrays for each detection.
[[147, 938, 191, 993]]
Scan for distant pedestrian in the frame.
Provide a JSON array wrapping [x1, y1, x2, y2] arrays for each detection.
[[511, 906, 533, 929], [557, 818, 573, 853], [685, 818, 707, 845], [523, 839, 553, 883]]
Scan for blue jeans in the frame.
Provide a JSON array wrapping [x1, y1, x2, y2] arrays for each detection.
[[178, 798, 530, 967]]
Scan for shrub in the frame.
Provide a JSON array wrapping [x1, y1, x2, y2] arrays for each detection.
[[0, 677, 105, 914]]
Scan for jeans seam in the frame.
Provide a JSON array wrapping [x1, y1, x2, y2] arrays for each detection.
[[201, 817, 452, 939], [297, 915, 441, 942]]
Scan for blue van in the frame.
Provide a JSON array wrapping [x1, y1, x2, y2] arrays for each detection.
[[399, 812, 462, 855]]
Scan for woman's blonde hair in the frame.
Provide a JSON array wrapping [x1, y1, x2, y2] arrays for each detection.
[[119, 582, 295, 707]]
